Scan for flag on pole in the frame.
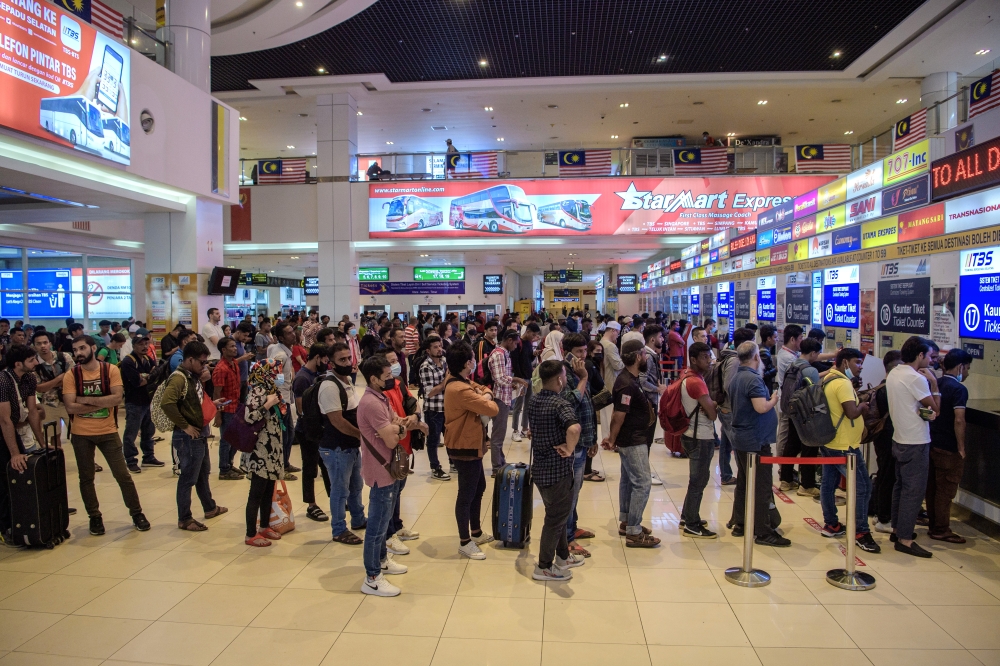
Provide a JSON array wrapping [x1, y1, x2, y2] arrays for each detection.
[[91, 0, 124, 39], [969, 71, 1000, 119], [559, 150, 613, 176], [671, 147, 728, 175], [893, 108, 927, 151], [257, 159, 307, 184], [794, 144, 852, 172]]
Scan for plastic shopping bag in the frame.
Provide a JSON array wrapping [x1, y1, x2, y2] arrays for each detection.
[[269, 480, 296, 534]]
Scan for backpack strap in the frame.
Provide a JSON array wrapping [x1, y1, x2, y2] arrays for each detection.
[[73, 364, 84, 396]]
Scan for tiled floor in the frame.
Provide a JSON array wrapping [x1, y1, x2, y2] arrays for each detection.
[[3, 423, 1000, 666]]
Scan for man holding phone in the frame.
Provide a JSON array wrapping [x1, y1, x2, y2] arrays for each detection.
[[213, 338, 244, 480]]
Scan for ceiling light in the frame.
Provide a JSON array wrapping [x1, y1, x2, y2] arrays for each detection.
[[317, 67, 325, 73], [484, 106, 493, 111], [295, 1, 302, 5], [227, 266, 235, 269], [269, 270, 275, 273], [831, 50, 841, 57], [844, 130, 854, 135], [420, 254, 429, 257], [357, 110, 363, 115], [479, 59, 488, 66], [290, 256, 299, 259], [726, 132, 736, 137], [658, 54, 667, 61], [896, 98, 907, 104], [976, 49, 991, 55], [611, 134, 618, 139], [386, 141, 393, 145], [619, 102, 629, 108], [130, 38, 137, 44], [239, 116, 247, 121], [496, 137, 504, 141], [287, 145, 295, 149], [569, 253, 577, 256], [757, 100, 767, 105]]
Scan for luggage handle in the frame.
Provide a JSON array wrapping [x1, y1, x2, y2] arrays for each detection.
[[42, 419, 62, 451]]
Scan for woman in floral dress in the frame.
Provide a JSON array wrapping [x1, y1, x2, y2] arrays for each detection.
[[244, 359, 286, 547]]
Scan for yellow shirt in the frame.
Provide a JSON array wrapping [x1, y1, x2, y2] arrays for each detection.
[[63, 364, 123, 436], [822, 369, 862, 451]]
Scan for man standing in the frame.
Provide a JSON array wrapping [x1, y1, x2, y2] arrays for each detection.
[[666, 321, 686, 372], [160, 341, 227, 531], [601, 340, 660, 548], [474, 320, 499, 385], [1, 345, 46, 544], [119, 332, 163, 473], [403, 317, 420, 366], [32, 331, 73, 427], [293, 344, 332, 520], [97, 320, 112, 345], [233, 323, 255, 402], [268, 323, 300, 477], [301, 310, 322, 348], [510, 322, 541, 442], [487, 330, 527, 476], [63, 336, 149, 536], [212, 338, 245, 480], [599, 321, 624, 438], [255, 318, 273, 362], [775, 324, 804, 491], [202, 308, 226, 361], [716, 328, 754, 487], [678, 342, 718, 538], [886, 336, 939, 558], [418, 335, 451, 480], [159, 323, 185, 360], [926, 348, 972, 543], [387, 327, 410, 387], [559, 334, 598, 557]]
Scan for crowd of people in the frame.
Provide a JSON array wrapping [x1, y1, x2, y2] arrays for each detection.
[[0, 306, 975, 595]]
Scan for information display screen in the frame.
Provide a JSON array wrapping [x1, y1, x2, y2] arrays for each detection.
[[359, 267, 389, 281], [304, 277, 319, 295], [617, 274, 637, 293], [483, 274, 503, 294], [543, 270, 562, 282], [414, 267, 465, 281]]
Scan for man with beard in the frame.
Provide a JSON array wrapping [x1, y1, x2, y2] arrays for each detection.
[[63, 336, 149, 536]]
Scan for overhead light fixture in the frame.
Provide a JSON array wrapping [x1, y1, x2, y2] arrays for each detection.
[[479, 59, 488, 66], [357, 110, 363, 115], [611, 134, 618, 139], [420, 253, 429, 257], [844, 130, 854, 135], [619, 102, 629, 108], [317, 67, 325, 73], [239, 116, 247, 121], [290, 256, 299, 259], [484, 106, 493, 111], [131, 38, 138, 44], [831, 50, 841, 57], [386, 141, 393, 145], [569, 253, 577, 256], [496, 137, 504, 141], [726, 132, 736, 137], [269, 270, 275, 273], [287, 145, 295, 149], [896, 98, 907, 104], [657, 54, 667, 61], [757, 100, 767, 105], [227, 265, 235, 269], [295, 1, 302, 5], [976, 49, 991, 55]]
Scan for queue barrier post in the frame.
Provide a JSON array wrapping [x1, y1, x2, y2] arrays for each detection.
[[825, 452, 877, 591], [725, 453, 771, 588]]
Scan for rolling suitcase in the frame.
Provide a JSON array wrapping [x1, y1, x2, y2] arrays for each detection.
[[6, 420, 71, 549], [491, 462, 533, 548]]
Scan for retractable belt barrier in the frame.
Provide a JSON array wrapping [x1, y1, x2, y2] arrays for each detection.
[[725, 453, 877, 591]]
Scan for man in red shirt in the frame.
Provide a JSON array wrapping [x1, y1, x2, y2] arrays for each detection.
[[666, 320, 686, 373], [212, 338, 244, 480]]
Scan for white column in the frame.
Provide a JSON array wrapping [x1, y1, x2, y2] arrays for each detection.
[[158, 0, 211, 93], [921, 72, 958, 135], [317, 93, 360, 322]]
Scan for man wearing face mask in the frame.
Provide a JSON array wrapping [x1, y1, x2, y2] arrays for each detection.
[[267, 323, 300, 477], [293, 344, 332, 521], [926, 348, 972, 543]]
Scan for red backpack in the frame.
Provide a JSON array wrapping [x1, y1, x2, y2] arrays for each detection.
[[658, 369, 700, 435]]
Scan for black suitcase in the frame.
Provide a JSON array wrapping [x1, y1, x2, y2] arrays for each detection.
[[491, 462, 533, 548], [6, 420, 71, 549]]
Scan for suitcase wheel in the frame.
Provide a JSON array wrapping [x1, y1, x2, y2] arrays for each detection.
[[63, 530, 71, 540], [45, 542, 55, 550]]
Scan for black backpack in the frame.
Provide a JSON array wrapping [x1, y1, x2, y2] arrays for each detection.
[[409, 350, 428, 395], [779, 359, 810, 413], [707, 350, 736, 405], [786, 375, 851, 447], [299, 375, 347, 444]]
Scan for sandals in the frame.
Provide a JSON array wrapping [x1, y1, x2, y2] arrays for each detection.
[[246, 533, 272, 547], [306, 505, 330, 522], [568, 542, 591, 558], [929, 532, 967, 544], [619, 522, 652, 536], [573, 528, 596, 540], [259, 527, 282, 540], [178, 518, 208, 531], [583, 471, 605, 482], [204, 506, 228, 519], [625, 532, 662, 548], [332, 530, 363, 545]]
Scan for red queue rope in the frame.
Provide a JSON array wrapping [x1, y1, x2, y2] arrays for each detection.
[[760, 456, 846, 465]]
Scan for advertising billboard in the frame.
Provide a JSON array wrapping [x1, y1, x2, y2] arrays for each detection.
[[846, 163, 883, 201], [883, 140, 930, 187], [959, 245, 1000, 341], [897, 203, 945, 242], [861, 216, 899, 248], [847, 192, 882, 225], [881, 174, 930, 216], [817, 177, 847, 209], [0, 0, 131, 165], [368, 176, 833, 239], [944, 187, 1000, 234]]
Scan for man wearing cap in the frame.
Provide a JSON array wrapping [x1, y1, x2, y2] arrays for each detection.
[[120, 331, 164, 473]]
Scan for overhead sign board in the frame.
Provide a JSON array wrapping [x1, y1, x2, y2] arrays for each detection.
[[817, 178, 847, 210], [483, 274, 503, 294], [877, 260, 931, 335], [359, 267, 389, 281], [785, 285, 812, 325], [847, 191, 882, 225], [414, 267, 465, 281], [617, 274, 637, 293], [881, 174, 930, 216], [846, 163, 883, 201], [883, 139, 930, 187], [931, 134, 1000, 200], [897, 203, 945, 242], [944, 187, 1000, 234], [304, 277, 319, 295]]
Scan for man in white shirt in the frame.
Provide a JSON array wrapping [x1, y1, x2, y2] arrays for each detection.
[[201, 308, 226, 361], [599, 321, 624, 439], [885, 336, 940, 558], [268, 322, 301, 476]]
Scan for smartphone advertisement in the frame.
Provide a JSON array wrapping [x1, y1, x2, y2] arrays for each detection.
[[368, 175, 834, 239], [0, 0, 131, 165]]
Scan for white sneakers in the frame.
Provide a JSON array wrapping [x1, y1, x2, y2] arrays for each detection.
[[396, 528, 420, 541], [556, 553, 586, 569], [650, 473, 663, 486], [386, 535, 410, 555], [532, 564, 572, 581], [474, 532, 495, 546], [362, 573, 400, 597], [459, 540, 487, 560], [511, 430, 523, 442], [381, 554, 408, 575], [873, 521, 893, 533]]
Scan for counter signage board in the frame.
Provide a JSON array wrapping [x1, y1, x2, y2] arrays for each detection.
[[793, 190, 819, 219], [755, 249, 771, 268], [883, 139, 930, 187], [861, 216, 899, 248], [756, 275, 777, 321], [414, 267, 466, 281], [770, 245, 789, 265], [897, 203, 945, 242], [930, 134, 1000, 200], [735, 289, 751, 319], [757, 229, 774, 250], [846, 163, 883, 201], [785, 286, 812, 325], [881, 174, 930, 216], [690, 289, 700, 316], [773, 223, 793, 246], [818, 204, 847, 233], [716, 282, 731, 317], [817, 178, 847, 209], [959, 245, 1000, 341], [809, 232, 833, 259], [877, 276, 931, 335], [944, 187, 1000, 234], [823, 265, 860, 327], [832, 226, 862, 254], [847, 191, 882, 225], [793, 215, 817, 240]]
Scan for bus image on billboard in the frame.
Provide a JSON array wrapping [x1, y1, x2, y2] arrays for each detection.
[[538, 199, 593, 230], [382, 196, 444, 231], [39, 97, 105, 154], [448, 185, 536, 233]]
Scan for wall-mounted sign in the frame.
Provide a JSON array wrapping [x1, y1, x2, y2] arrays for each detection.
[[944, 187, 1000, 234], [832, 226, 862, 254], [877, 260, 930, 335], [793, 215, 817, 241], [817, 204, 847, 234], [817, 178, 847, 209], [757, 229, 774, 250], [668, 260, 683, 273], [729, 231, 757, 255], [793, 190, 819, 219], [716, 282, 731, 317], [809, 232, 832, 259], [772, 224, 793, 246], [414, 267, 466, 281], [756, 275, 777, 321], [883, 139, 930, 187], [959, 245, 1000, 341], [304, 277, 319, 295], [861, 216, 899, 248], [735, 289, 751, 319], [483, 274, 503, 294], [897, 203, 945, 242], [847, 192, 882, 225], [361, 281, 465, 295], [882, 174, 930, 216], [846, 163, 883, 201], [770, 245, 789, 266], [359, 267, 389, 281], [823, 265, 860, 327], [785, 286, 812, 325], [0, 269, 71, 317], [931, 134, 1000, 200], [617, 274, 638, 293]]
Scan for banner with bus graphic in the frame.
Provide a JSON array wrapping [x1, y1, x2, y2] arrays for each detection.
[[368, 175, 835, 238]]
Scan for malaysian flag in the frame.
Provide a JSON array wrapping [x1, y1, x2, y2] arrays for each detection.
[[559, 150, 613, 176], [91, 0, 124, 39], [893, 108, 927, 151], [257, 159, 307, 184], [969, 71, 1000, 119], [795, 144, 852, 173], [450, 153, 499, 178], [671, 147, 728, 175]]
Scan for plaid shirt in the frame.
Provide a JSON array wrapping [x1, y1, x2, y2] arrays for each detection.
[[301, 321, 322, 348], [419, 355, 446, 412], [488, 346, 514, 405], [526, 388, 579, 487], [211, 358, 241, 413]]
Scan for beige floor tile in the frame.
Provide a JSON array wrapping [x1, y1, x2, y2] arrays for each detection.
[[0, 574, 119, 614], [622, 542, 709, 569], [434, 638, 540, 666], [825, 605, 961, 649], [442, 596, 543, 641], [57, 547, 166, 579], [110, 620, 243, 666], [394, 536, 467, 563], [0, 573, 47, 602], [383, 562, 467, 596], [878, 571, 1000, 606], [864, 547, 956, 573], [159, 583, 280, 626], [970, 650, 1000, 665], [547, 565, 636, 601], [105, 524, 192, 552], [713, 570, 818, 605], [287, 558, 368, 592], [544, 599, 646, 644], [204, 552, 312, 587], [0, 610, 65, 651], [795, 570, 912, 605], [74, 579, 198, 620], [210, 627, 338, 666], [639, 601, 750, 646], [250, 588, 363, 632], [730, 603, 852, 648], [16, 615, 150, 659], [629, 568, 727, 603], [648, 645, 761, 666], [695, 540, 793, 572], [129, 550, 238, 584], [960, 571, 1000, 599], [920, 605, 1000, 650], [566, 538, 629, 567], [929, 543, 1000, 572], [862, 648, 982, 666], [457, 560, 546, 598], [321, 633, 438, 666], [776, 541, 873, 571], [0, 653, 103, 665], [544, 642, 652, 666], [0, 543, 101, 574], [344, 593, 454, 637], [753, 648, 870, 666]]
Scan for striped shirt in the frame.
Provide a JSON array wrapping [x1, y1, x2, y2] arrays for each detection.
[[404, 325, 420, 356]]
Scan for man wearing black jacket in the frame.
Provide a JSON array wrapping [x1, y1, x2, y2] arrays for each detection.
[[120, 333, 163, 473], [511, 323, 541, 441]]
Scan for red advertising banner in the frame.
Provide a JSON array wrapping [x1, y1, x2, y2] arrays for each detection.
[[897, 203, 945, 242], [368, 175, 834, 238], [0, 0, 131, 164]]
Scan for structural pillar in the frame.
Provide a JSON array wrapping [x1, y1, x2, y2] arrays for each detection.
[[921, 72, 958, 135], [158, 0, 212, 93], [316, 92, 360, 322]]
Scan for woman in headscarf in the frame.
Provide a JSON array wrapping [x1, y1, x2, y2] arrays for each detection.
[[243, 359, 285, 547]]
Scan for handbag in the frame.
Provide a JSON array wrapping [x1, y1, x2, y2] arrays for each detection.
[[268, 480, 296, 534], [591, 387, 613, 411], [221, 404, 266, 453], [361, 432, 409, 481], [201, 390, 217, 427]]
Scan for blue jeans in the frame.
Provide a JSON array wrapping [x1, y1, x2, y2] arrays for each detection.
[[364, 481, 398, 578], [511, 383, 532, 432], [566, 446, 588, 543], [122, 403, 155, 466], [717, 411, 735, 482], [617, 442, 652, 535], [385, 476, 407, 539], [820, 446, 871, 534], [173, 425, 217, 523], [424, 410, 445, 470], [281, 407, 293, 466], [681, 435, 716, 526], [319, 447, 365, 537], [218, 412, 236, 472]]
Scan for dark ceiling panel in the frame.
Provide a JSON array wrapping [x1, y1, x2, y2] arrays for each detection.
[[212, 0, 927, 92]]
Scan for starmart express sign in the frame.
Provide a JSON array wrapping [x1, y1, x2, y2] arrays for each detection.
[[368, 175, 834, 239]]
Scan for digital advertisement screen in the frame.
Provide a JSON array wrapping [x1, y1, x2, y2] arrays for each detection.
[[823, 265, 860, 327], [368, 176, 834, 239], [0, 1, 131, 165], [959, 245, 1000, 341], [414, 267, 465, 281], [931, 135, 1000, 200], [304, 277, 319, 295], [483, 274, 503, 294], [617, 274, 637, 293], [359, 267, 389, 281]]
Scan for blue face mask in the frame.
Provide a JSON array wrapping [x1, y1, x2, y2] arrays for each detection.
[[844, 366, 854, 380], [390, 363, 401, 377], [275, 373, 285, 386]]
